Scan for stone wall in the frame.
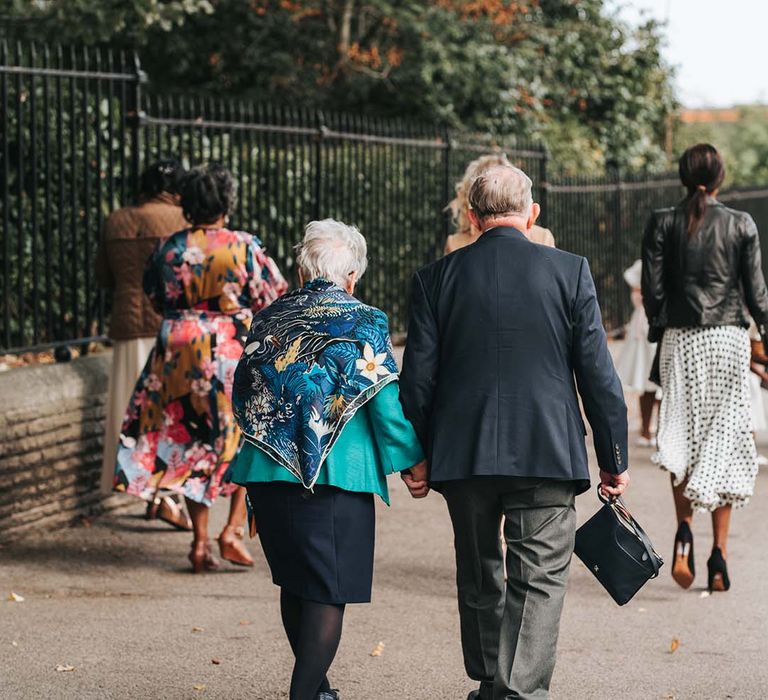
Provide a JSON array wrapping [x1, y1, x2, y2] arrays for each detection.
[[0, 353, 126, 542], [0, 344, 407, 542]]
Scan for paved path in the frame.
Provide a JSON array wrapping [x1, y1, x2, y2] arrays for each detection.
[[3, 415, 768, 699]]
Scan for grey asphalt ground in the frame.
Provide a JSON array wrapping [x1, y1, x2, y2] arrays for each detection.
[[3, 394, 768, 699]]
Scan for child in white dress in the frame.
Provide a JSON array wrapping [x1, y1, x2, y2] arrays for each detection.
[[616, 259, 661, 446]]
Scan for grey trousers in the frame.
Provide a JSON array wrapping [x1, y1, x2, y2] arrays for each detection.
[[441, 477, 577, 700]]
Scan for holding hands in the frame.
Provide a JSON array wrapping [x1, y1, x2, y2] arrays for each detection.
[[402, 460, 429, 498]]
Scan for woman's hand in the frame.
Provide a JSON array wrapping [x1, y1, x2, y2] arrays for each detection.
[[401, 460, 429, 499]]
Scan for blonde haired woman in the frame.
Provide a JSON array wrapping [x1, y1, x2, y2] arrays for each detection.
[[445, 153, 555, 254]]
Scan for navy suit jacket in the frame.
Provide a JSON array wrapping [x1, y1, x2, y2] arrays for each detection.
[[399, 226, 628, 491]]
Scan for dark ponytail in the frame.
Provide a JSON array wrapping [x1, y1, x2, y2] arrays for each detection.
[[678, 144, 725, 237]]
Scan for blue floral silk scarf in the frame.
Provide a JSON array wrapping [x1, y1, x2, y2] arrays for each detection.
[[232, 278, 399, 489]]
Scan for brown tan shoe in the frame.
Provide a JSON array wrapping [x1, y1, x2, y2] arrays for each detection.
[[189, 539, 220, 574], [156, 495, 193, 531], [217, 531, 254, 567]]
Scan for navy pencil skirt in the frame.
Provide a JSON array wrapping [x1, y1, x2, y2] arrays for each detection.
[[246, 482, 376, 604]]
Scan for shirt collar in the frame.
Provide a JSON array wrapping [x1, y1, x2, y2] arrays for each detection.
[[479, 226, 528, 241]]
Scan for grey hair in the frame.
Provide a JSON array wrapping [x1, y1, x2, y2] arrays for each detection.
[[295, 219, 368, 288], [468, 164, 533, 220]]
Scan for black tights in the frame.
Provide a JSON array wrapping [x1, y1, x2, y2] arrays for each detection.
[[280, 588, 345, 700]]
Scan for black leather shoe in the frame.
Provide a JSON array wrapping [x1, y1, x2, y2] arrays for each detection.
[[707, 547, 731, 592], [467, 692, 480, 700], [316, 691, 339, 700], [671, 521, 695, 589]]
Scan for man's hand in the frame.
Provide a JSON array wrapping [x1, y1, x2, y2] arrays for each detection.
[[599, 469, 630, 499], [401, 460, 429, 499]]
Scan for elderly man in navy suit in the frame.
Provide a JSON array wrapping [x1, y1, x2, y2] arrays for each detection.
[[399, 165, 629, 699]]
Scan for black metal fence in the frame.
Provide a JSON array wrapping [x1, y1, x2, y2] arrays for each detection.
[[139, 94, 546, 337], [2, 42, 768, 353], [548, 173, 685, 330]]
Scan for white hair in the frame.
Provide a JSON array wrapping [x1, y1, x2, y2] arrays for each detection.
[[296, 219, 368, 288]]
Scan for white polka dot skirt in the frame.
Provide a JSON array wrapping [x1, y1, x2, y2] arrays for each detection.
[[653, 326, 757, 511]]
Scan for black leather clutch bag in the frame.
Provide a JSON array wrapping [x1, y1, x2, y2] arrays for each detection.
[[574, 487, 663, 606]]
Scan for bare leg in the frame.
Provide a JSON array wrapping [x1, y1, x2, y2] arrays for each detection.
[[711, 504, 732, 559], [223, 486, 248, 533], [186, 498, 210, 545], [709, 505, 732, 591], [671, 476, 694, 525], [639, 391, 657, 440], [185, 498, 218, 573]]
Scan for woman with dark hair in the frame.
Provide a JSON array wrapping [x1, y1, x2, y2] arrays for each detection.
[[642, 143, 768, 593], [114, 163, 288, 572], [96, 158, 193, 530]]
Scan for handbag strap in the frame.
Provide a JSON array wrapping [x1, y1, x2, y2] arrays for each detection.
[[598, 486, 661, 577]]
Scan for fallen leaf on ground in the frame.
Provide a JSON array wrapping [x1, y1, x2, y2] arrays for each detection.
[[193, 683, 207, 691], [192, 627, 205, 633], [370, 641, 385, 657], [211, 658, 221, 665], [669, 638, 680, 653], [55, 664, 75, 672], [8, 592, 24, 602], [238, 620, 252, 626]]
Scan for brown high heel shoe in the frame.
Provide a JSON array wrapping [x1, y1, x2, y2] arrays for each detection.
[[153, 495, 193, 531], [188, 539, 220, 574], [217, 528, 254, 568]]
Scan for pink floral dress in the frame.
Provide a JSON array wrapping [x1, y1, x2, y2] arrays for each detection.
[[113, 227, 288, 505]]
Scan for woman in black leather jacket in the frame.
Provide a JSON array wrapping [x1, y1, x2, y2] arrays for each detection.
[[642, 143, 768, 594]]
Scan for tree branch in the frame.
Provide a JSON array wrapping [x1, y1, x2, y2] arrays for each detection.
[[338, 0, 354, 60]]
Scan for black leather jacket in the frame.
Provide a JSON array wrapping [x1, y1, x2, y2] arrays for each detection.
[[641, 198, 768, 341]]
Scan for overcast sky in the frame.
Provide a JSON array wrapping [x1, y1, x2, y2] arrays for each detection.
[[609, 0, 768, 108]]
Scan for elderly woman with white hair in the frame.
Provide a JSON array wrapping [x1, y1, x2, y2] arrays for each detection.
[[230, 219, 426, 700]]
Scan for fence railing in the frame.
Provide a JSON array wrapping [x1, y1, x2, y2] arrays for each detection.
[[548, 172, 686, 331], [0, 43, 139, 354], [2, 41, 768, 354]]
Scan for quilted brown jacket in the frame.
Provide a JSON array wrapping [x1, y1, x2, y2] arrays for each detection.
[[95, 195, 188, 340]]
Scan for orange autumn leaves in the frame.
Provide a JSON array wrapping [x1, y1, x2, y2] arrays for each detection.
[[435, 0, 536, 25], [248, 0, 534, 79], [347, 43, 403, 71]]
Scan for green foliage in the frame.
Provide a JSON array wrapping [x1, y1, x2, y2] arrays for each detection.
[[526, 1, 676, 174], [0, 0, 213, 45], [675, 107, 768, 188], [1, 0, 677, 176]]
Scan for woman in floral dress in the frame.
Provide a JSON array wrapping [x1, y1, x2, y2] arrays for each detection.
[[114, 164, 287, 572]]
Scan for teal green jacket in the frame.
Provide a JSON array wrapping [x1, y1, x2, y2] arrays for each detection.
[[231, 382, 424, 505]]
